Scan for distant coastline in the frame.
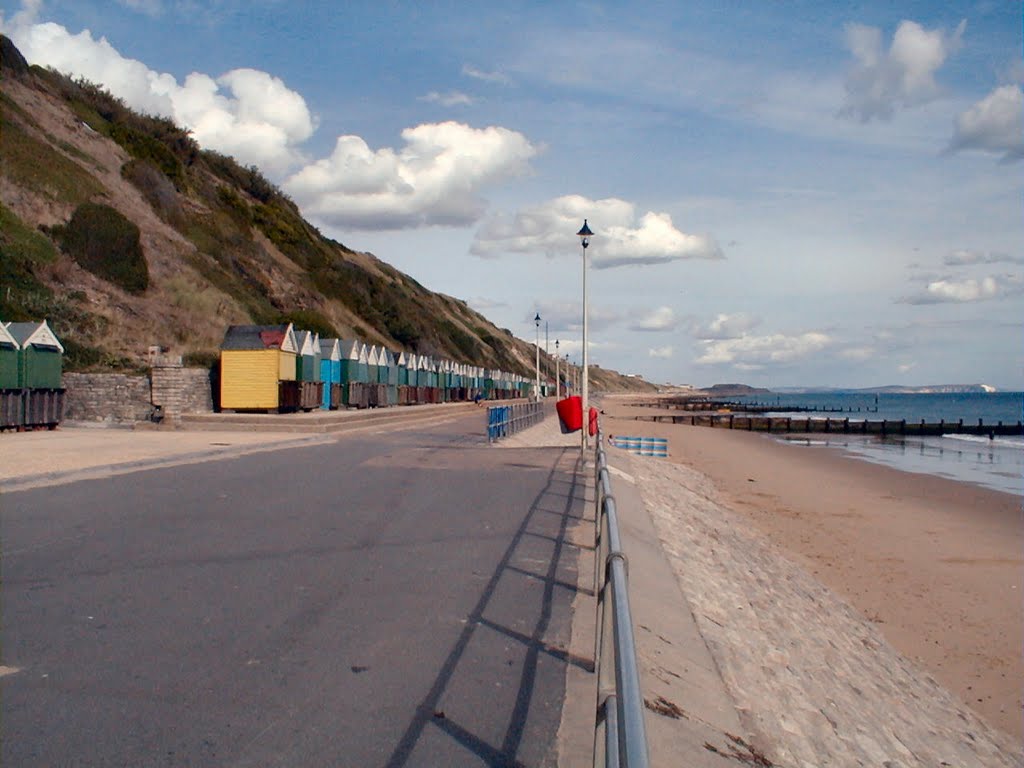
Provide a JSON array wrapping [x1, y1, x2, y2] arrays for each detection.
[[769, 383, 1002, 394]]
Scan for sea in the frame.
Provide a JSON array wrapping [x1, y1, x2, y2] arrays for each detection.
[[730, 392, 1023, 496]]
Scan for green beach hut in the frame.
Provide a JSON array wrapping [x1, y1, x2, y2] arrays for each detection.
[[0, 323, 20, 390], [7, 320, 64, 389]]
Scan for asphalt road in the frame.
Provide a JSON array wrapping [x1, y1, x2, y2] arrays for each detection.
[[1, 413, 587, 767]]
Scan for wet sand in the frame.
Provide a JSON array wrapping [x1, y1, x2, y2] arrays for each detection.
[[603, 397, 1023, 742]]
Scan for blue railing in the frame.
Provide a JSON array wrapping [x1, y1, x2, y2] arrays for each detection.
[[486, 401, 544, 442]]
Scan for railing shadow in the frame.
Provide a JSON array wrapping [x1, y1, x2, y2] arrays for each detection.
[[384, 448, 586, 767]]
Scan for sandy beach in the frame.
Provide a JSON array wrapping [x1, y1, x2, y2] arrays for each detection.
[[603, 396, 1023, 745]]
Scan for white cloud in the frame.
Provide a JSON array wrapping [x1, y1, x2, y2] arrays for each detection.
[[533, 301, 621, 334], [2, 15, 315, 175], [471, 195, 723, 268], [462, 64, 510, 85], [943, 249, 1023, 266], [420, 90, 473, 107], [899, 275, 1023, 304], [630, 306, 676, 332], [284, 122, 537, 230], [695, 332, 832, 367], [690, 312, 760, 340], [648, 345, 674, 359], [840, 19, 965, 122], [949, 85, 1024, 162]]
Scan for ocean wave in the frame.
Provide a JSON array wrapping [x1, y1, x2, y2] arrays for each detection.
[[941, 433, 1024, 450]]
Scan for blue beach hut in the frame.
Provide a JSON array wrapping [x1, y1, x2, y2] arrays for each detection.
[[319, 338, 341, 409]]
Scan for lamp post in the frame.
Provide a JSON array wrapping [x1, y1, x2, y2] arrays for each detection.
[[534, 311, 541, 401], [555, 339, 560, 397], [577, 219, 593, 450]]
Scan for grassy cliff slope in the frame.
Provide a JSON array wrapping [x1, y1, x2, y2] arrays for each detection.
[[0, 36, 655, 392]]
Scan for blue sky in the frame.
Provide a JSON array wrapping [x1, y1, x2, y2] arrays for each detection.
[[3, 0, 1021, 388]]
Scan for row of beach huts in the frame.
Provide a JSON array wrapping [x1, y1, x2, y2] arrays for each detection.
[[219, 323, 538, 412], [0, 320, 66, 430], [0, 319, 538, 430]]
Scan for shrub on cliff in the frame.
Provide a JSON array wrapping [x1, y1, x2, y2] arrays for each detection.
[[54, 203, 149, 294]]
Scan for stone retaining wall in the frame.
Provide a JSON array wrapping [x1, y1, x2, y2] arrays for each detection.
[[150, 362, 214, 421], [63, 372, 153, 424], [64, 366, 215, 424]]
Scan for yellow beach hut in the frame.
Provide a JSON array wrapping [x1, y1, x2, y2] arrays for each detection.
[[219, 323, 298, 412]]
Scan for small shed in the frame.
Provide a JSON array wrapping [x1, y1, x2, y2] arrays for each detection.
[[417, 355, 431, 389], [338, 340, 367, 385], [0, 323, 20, 390], [319, 338, 341, 409], [6, 320, 64, 389], [339, 339, 370, 406], [219, 323, 298, 411], [395, 350, 410, 386], [365, 345, 381, 386], [295, 330, 320, 382]]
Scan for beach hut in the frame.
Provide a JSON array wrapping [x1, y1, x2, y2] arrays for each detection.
[[363, 345, 379, 407], [0, 323, 20, 390], [294, 330, 317, 382], [293, 330, 322, 411], [319, 338, 341, 410], [395, 350, 410, 404], [219, 323, 298, 411], [416, 354, 427, 403], [365, 345, 380, 385], [338, 339, 369, 407], [7, 320, 64, 389], [381, 349, 399, 405], [0, 324, 22, 430]]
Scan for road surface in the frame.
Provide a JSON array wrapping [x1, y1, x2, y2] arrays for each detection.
[[2, 412, 587, 766]]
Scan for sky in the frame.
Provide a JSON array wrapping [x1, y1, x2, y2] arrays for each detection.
[[2, 0, 1022, 389]]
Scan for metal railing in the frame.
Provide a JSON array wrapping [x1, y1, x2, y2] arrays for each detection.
[[486, 401, 544, 442], [593, 428, 649, 768]]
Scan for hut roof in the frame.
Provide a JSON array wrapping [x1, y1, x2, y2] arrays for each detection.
[[319, 338, 341, 361], [6, 320, 64, 352], [338, 339, 369, 363], [296, 330, 317, 356], [0, 323, 19, 350], [221, 323, 297, 353]]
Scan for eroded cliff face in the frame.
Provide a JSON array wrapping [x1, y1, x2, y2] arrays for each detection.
[[0, 36, 655, 393]]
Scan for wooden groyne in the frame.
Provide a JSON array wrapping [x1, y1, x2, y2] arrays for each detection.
[[632, 412, 1023, 437], [628, 399, 877, 414]]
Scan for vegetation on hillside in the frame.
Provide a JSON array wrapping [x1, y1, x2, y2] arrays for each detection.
[[51, 203, 149, 294], [0, 35, 656, 391]]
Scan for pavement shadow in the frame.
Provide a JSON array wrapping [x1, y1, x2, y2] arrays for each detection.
[[384, 448, 588, 767]]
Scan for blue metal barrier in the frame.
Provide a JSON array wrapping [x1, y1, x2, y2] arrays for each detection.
[[486, 401, 543, 442]]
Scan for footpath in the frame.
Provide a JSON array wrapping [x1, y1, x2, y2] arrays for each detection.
[[0, 402, 474, 492], [500, 413, 1022, 767]]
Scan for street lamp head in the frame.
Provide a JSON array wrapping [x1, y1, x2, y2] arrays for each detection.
[[576, 219, 593, 249], [534, 312, 541, 328], [555, 339, 559, 351]]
